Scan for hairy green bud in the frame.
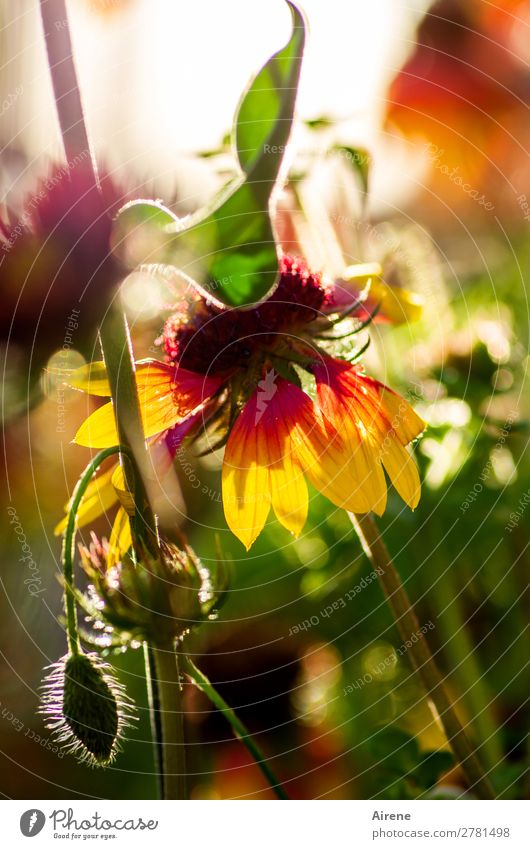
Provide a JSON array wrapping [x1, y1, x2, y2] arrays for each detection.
[[40, 652, 135, 766]]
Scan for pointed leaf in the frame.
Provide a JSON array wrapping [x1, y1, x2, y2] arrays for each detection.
[[114, 2, 306, 309], [234, 1, 306, 181]]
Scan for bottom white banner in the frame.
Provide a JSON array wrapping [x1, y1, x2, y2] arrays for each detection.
[[3, 800, 527, 848]]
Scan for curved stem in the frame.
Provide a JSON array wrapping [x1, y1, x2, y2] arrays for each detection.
[[62, 445, 122, 656], [182, 656, 289, 800], [350, 512, 496, 800], [152, 644, 187, 800]]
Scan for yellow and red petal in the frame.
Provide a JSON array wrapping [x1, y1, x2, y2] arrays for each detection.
[[380, 437, 421, 510], [222, 405, 272, 551], [260, 391, 308, 538], [378, 386, 425, 446], [74, 360, 222, 448], [280, 382, 381, 515], [314, 357, 424, 511], [222, 375, 311, 548]]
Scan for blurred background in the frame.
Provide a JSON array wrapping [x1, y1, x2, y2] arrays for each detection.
[[1, 0, 529, 799]]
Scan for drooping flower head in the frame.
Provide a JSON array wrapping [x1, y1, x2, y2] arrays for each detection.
[[64, 255, 425, 553]]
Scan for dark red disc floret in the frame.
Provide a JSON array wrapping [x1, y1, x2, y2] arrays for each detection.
[[163, 255, 330, 374]]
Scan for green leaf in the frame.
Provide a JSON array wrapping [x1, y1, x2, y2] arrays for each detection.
[[114, 2, 306, 309], [368, 727, 420, 774], [234, 0, 305, 181], [414, 750, 454, 789]]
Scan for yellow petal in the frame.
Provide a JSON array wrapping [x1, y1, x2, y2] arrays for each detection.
[[67, 361, 111, 396], [107, 507, 132, 569], [342, 262, 383, 287], [380, 388, 426, 445], [294, 415, 374, 514], [222, 424, 271, 551], [381, 437, 421, 509], [269, 447, 308, 538], [369, 279, 424, 324], [347, 430, 388, 517], [111, 464, 136, 515], [54, 467, 117, 535], [74, 401, 119, 448]]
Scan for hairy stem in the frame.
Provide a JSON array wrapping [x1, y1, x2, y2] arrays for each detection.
[[152, 645, 187, 800], [183, 656, 289, 800], [350, 512, 496, 800], [62, 446, 122, 656]]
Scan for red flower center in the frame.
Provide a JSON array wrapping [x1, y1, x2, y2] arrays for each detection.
[[162, 255, 330, 375]]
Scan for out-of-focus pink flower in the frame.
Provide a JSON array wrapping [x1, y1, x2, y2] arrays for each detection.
[[1, 158, 126, 382]]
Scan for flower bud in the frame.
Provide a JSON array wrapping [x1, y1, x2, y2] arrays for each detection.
[[79, 535, 222, 645], [40, 652, 135, 766]]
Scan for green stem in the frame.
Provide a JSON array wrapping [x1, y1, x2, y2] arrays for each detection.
[[62, 446, 122, 656], [144, 643, 164, 799], [350, 512, 496, 800], [98, 309, 158, 548], [182, 656, 289, 800], [152, 644, 187, 800]]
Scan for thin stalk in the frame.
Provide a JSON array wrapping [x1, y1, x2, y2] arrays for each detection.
[[62, 445, 122, 656], [350, 512, 496, 800], [144, 643, 164, 799], [182, 656, 289, 800], [152, 645, 187, 800], [39, 0, 95, 171]]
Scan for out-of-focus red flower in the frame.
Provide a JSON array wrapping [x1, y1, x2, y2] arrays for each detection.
[[0, 158, 125, 385], [385, 0, 530, 213]]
